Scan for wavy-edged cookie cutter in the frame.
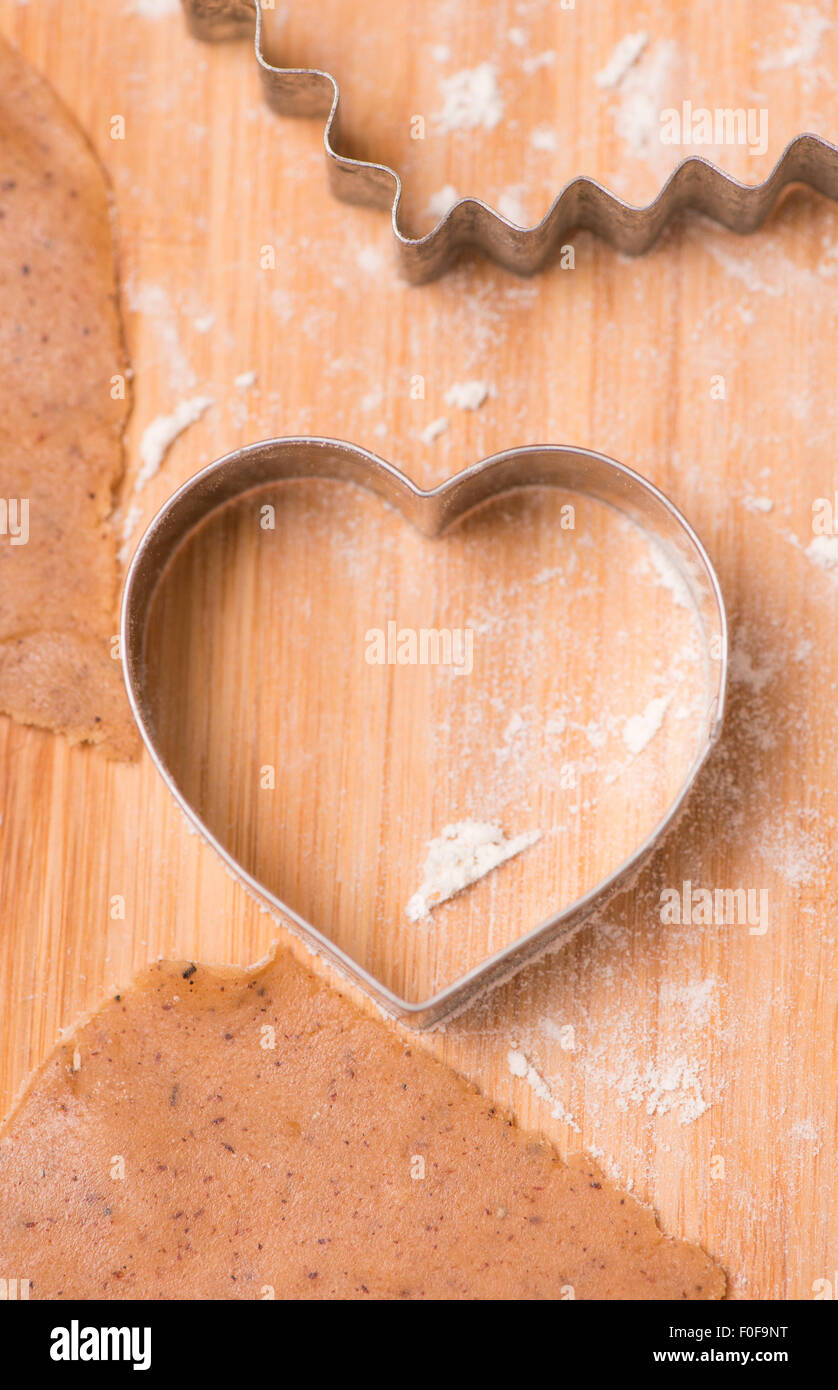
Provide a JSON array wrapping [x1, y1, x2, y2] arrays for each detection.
[[181, 0, 838, 283], [121, 438, 727, 1027]]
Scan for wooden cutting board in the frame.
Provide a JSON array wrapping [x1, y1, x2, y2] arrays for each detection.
[[1, 0, 835, 1300]]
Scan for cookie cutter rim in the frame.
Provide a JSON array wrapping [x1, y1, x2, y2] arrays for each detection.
[[182, 0, 838, 282], [121, 436, 727, 1028]]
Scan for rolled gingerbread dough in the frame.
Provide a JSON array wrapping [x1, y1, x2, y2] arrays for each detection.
[[0, 38, 137, 758], [0, 944, 724, 1299]]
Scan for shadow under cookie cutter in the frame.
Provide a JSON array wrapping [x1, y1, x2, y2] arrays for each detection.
[[121, 437, 728, 1028], [181, 0, 838, 282]]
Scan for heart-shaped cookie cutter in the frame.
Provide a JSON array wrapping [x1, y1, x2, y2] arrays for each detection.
[[121, 438, 727, 1027]]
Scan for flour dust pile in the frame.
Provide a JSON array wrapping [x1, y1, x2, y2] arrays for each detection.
[[406, 821, 542, 922]]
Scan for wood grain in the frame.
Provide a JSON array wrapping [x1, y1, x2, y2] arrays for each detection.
[[0, 0, 836, 1300]]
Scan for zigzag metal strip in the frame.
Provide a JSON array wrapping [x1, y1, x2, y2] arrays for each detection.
[[183, 0, 838, 283]]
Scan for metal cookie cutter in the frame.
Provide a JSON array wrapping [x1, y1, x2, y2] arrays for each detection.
[[181, 0, 838, 282], [121, 438, 728, 1028]]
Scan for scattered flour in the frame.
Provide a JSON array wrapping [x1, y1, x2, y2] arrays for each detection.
[[613, 39, 677, 160], [701, 238, 785, 297], [127, 0, 180, 16], [126, 281, 196, 390], [522, 51, 556, 75], [356, 244, 384, 274], [507, 1049, 579, 1130], [743, 495, 775, 513], [135, 395, 214, 491], [659, 978, 717, 1029], [193, 313, 215, 334], [420, 416, 449, 445], [622, 694, 672, 755], [361, 388, 384, 413], [758, 6, 831, 71], [584, 720, 609, 750], [626, 1056, 710, 1124], [510, 1038, 708, 1129], [117, 503, 143, 565], [595, 31, 649, 89], [234, 370, 258, 389], [530, 124, 558, 152], [496, 186, 527, 225], [515, 919, 720, 1147], [533, 566, 565, 585], [496, 711, 527, 764], [406, 821, 542, 922], [789, 1117, 821, 1143], [444, 379, 490, 411], [645, 539, 694, 610], [805, 533, 838, 577], [427, 185, 460, 219], [435, 64, 504, 132], [757, 812, 830, 886], [729, 635, 775, 693]]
